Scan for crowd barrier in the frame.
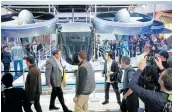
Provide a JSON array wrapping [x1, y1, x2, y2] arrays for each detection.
[[1, 66, 139, 86], [1, 66, 140, 103]]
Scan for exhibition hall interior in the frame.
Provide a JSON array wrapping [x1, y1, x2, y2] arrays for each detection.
[[1, 1, 172, 112]]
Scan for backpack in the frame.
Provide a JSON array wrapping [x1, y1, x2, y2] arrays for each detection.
[[163, 94, 172, 112], [110, 61, 123, 83]]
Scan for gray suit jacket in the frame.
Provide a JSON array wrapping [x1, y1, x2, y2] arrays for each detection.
[[45, 57, 63, 87]]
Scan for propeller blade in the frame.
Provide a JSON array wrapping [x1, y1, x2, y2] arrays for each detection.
[[12, 16, 18, 20]]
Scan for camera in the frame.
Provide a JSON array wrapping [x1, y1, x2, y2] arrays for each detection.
[[139, 48, 160, 91], [145, 55, 157, 67], [138, 66, 160, 91], [145, 47, 157, 67]]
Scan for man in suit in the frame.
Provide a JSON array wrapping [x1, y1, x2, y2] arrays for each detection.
[[25, 56, 42, 112], [45, 49, 72, 112]]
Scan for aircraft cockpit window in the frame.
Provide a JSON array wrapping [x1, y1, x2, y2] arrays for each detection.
[[59, 31, 93, 65]]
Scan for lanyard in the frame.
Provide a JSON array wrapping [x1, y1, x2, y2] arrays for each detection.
[[161, 90, 172, 94], [3, 86, 13, 91], [161, 90, 172, 101]]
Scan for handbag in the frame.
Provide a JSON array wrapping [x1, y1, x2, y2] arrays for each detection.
[[61, 72, 67, 88], [110, 72, 118, 82]]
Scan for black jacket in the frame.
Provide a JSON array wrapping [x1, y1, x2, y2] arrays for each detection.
[[1, 50, 11, 63], [129, 70, 168, 112], [1, 88, 32, 112], [103, 60, 119, 81], [25, 65, 42, 101]]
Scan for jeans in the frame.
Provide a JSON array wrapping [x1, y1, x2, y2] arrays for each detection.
[[101, 53, 106, 61], [104, 82, 121, 103], [14, 60, 23, 76], [75, 95, 89, 112]]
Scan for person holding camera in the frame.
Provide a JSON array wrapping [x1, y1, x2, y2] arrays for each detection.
[[157, 51, 169, 73], [102, 52, 121, 105], [129, 57, 172, 112], [120, 56, 139, 112], [167, 49, 172, 68]]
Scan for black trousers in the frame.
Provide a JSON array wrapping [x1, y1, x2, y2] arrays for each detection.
[[95, 48, 98, 59], [111, 51, 116, 60], [129, 45, 136, 57], [119, 55, 122, 64], [120, 92, 139, 112], [31, 94, 42, 112], [104, 82, 121, 103], [50, 87, 68, 111], [3, 63, 10, 72], [139, 44, 143, 54]]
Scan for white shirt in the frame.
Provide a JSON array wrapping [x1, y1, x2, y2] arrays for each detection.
[[54, 57, 63, 75], [106, 59, 113, 83], [32, 44, 38, 53]]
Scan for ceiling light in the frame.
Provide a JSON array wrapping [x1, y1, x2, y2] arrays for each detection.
[[90, 15, 94, 18], [8, 11, 12, 14], [141, 4, 147, 8]]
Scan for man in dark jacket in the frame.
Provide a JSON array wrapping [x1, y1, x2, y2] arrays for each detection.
[[120, 56, 139, 112], [1, 73, 32, 112], [1, 46, 11, 72], [129, 57, 172, 112], [102, 52, 121, 105], [73, 50, 96, 112], [25, 56, 42, 112]]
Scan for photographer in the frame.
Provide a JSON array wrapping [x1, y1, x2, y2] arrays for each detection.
[[129, 57, 172, 112], [139, 66, 160, 91], [157, 51, 169, 73], [167, 49, 172, 68]]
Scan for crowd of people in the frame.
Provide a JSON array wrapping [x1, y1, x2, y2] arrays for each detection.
[[1, 50, 96, 112], [1, 40, 45, 77], [1, 34, 172, 112], [96, 34, 169, 63]]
